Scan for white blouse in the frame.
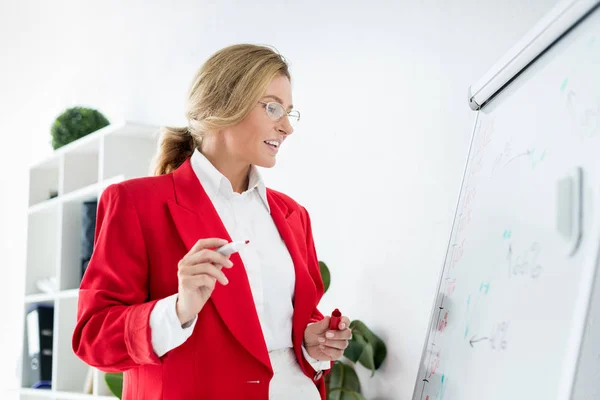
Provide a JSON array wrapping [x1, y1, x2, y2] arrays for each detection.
[[149, 149, 329, 372]]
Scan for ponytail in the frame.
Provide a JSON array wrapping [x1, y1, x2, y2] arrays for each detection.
[[153, 126, 196, 175]]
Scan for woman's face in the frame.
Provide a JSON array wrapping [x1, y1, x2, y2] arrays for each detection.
[[221, 75, 295, 168]]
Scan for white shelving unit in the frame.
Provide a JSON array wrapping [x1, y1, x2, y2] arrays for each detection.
[[20, 122, 160, 400]]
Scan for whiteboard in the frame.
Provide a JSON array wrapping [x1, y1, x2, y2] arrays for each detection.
[[413, 4, 600, 400]]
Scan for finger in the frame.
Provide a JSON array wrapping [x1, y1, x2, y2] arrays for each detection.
[[318, 344, 344, 360], [180, 263, 229, 285], [320, 339, 349, 351], [186, 249, 233, 268], [188, 238, 229, 255], [339, 316, 351, 330], [324, 328, 353, 341], [181, 274, 218, 290]]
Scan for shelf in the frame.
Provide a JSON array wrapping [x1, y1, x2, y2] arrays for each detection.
[[20, 388, 116, 399], [28, 197, 61, 216], [57, 289, 79, 299], [24, 289, 79, 304], [30, 122, 159, 170], [28, 176, 125, 215], [20, 388, 53, 398], [22, 121, 159, 400], [29, 184, 96, 216], [24, 293, 56, 304], [27, 121, 159, 209], [29, 122, 157, 169], [55, 393, 116, 400]]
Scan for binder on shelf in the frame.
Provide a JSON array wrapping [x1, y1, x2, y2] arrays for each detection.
[[26, 304, 54, 389], [81, 199, 98, 281]]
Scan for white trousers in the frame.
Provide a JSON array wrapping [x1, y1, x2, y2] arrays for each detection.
[[268, 348, 321, 400]]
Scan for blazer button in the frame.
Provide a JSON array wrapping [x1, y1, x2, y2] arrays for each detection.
[[313, 370, 324, 381]]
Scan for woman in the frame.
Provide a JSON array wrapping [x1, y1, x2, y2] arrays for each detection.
[[72, 44, 352, 400]]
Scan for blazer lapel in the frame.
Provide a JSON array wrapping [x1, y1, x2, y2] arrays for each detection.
[[267, 192, 317, 352], [167, 159, 271, 371]]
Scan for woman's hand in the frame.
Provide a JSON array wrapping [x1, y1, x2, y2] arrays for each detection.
[[175, 238, 233, 326], [303, 315, 352, 361]]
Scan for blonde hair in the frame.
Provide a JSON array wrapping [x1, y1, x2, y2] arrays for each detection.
[[153, 44, 291, 175]]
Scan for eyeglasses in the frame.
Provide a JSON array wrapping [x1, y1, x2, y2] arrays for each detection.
[[258, 101, 301, 127]]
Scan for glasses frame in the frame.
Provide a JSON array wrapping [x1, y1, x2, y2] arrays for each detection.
[[258, 101, 301, 126]]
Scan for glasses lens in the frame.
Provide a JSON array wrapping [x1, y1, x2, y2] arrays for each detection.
[[287, 111, 300, 126], [266, 102, 285, 120]]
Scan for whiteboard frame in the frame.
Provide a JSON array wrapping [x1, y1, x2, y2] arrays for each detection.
[[468, 0, 600, 111], [411, 112, 481, 400], [561, 188, 600, 399], [413, 1, 600, 398]]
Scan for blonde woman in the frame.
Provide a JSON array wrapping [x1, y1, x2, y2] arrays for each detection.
[[72, 44, 352, 400]]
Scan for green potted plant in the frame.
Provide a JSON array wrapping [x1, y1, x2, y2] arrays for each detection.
[[319, 261, 387, 400], [104, 261, 387, 399], [51, 106, 110, 150]]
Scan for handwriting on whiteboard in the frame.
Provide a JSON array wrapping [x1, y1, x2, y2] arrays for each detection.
[[490, 141, 546, 178], [428, 351, 441, 378], [562, 77, 599, 138], [469, 320, 510, 351], [505, 240, 543, 279], [464, 282, 491, 339], [450, 239, 466, 270], [445, 278, 456, 297], [490, 321, 510, 350], [473, 119, 494, 159], [437, 311, 449, 333], [438, 375, 447, 400], [424, 374, 447, 400]]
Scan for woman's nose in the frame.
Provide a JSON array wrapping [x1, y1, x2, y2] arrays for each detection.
[[278, 117, 294, 136]]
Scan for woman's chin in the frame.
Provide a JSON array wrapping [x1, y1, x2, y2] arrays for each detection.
[[255, 157, 277, 168]]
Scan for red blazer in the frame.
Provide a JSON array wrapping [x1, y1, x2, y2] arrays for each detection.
[[72, 158, 330, 399]]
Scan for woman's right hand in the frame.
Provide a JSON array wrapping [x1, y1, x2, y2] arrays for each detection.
[[176, 238, 234, 326]]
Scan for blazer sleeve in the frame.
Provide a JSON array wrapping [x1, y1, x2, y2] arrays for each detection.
[[72, 183, 162, 372], [301, 206, 326, 323], [301, 206, 334, 372]]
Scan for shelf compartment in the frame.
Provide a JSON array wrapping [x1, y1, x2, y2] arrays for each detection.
[[53, 297, 89, 394], [25, 205, 61, 296], [59, 189, 99, 291], [62, 137, 100, 196], [21, 302, 55, 391], [92, 369, 117, 398], [29, 156, 61, 208]]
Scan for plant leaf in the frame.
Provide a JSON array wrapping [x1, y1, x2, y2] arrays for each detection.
[[346, 392, 367, 400], [358, 341, 376, 376], [349, 320, 387, 372], [344, 330, 365, 363], [105, 372, 123, 399], [326, 360, 361, 400], [319, 261, 331, 293]]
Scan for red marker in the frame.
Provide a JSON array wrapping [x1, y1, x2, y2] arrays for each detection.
[[329, 308, 342, 330]]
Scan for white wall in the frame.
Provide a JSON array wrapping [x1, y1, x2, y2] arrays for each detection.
[[0, 0, 557, 398]]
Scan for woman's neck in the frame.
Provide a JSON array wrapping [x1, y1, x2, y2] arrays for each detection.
[[198, 142, 250, 194]]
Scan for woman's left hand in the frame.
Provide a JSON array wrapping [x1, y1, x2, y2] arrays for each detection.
[[303, 315, 352, 361]]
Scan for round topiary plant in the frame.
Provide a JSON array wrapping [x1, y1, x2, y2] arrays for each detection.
[[51, 107, 110, 149]]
